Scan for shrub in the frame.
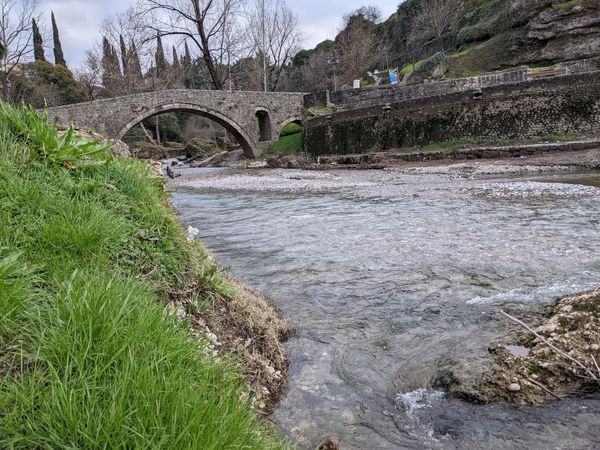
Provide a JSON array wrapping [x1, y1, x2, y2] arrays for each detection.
[[0, 101, 111, 167], [11, 61, 87, 108]]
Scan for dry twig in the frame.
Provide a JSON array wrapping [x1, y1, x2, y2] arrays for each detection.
[[527, 377, 562, 400], [499, 310, 599, 384]]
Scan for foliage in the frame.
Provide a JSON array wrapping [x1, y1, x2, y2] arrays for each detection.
[[0, 100, 283, 448], [455, 0, 511, 45], [0, 101, 111, 167], [531, 133, 577, 143], [51, 12, 67, 67], [407, 51, 447, 83], [553, 0, 600, 12], [32, 18, 46, 62], [265, 124, 303, 155], [279, 122, 303, 137], [423, 139, 469, 153], [343, 6, 383, 28], [142, 112, 184, 142], [11, 61, 87, 107]]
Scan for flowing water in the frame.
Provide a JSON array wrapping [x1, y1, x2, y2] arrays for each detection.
[[171, 168, 600, 449]]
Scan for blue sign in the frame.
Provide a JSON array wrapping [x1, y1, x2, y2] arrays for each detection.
[[389, 69, 399, 85]]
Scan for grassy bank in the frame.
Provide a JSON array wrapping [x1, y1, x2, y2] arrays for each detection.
[[265, 123, 303, 156], [0, 102, 288, 448]]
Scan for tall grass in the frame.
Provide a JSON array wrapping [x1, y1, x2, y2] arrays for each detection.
[[0, 102, 283, 448]]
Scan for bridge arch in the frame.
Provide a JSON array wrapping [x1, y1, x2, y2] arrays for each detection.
[[255, 108, 272, 142], [279, 116, 303, 135], [116, 102, 259, 158]]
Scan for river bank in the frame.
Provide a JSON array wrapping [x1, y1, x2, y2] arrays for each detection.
[[0, 102, 289, 448], [262, 146, 600, 174]]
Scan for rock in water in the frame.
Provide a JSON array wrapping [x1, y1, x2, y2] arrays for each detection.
[[318, 436, 340, 450]]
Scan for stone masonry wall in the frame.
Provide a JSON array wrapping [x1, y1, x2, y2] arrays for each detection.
[[304, 58, 600, 113], [304, 71, 600, 156], [304, 69, 527, 111]]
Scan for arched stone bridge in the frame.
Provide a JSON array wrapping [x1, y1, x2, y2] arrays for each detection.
[[46, 90, 306, 157]]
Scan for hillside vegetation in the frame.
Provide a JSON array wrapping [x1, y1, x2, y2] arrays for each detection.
[[292, 0, 600, 88], [391, 0, 600, 78], [0, 102, 287, 448]]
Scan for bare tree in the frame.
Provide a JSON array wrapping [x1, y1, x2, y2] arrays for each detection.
[[410, 0, 463, 52], [75, 51, 102, 100], [342, 5, 382, 27], [0, 0, 39, 100], [138, 0, 246, 90], [336, 22, 380, 86], [99, 7, 154, 95], [298, 50, 332, 92], [247, 0, 301, 92]]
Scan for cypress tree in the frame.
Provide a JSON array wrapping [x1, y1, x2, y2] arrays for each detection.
[[119, 34, 128, 76], [155, 33, 168, 77], [51, 12, 67, 66], [129, 40, 143, 79], [32, 18, 46, 62], [172, 46, 180, 71], [101, 36, 122, 91], [183, 41, 192, 68], [181, 41, 196, 88], [101, 37, 112, 87], [111, 46, 121, 73]]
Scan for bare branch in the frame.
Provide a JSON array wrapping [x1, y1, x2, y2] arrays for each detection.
[[499, 310, 599, 383]]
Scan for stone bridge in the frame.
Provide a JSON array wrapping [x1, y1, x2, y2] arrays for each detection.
[[47, 90, 306, 157]]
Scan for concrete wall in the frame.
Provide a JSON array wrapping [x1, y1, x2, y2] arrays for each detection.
[[47, 90, 305, 157], [304, 72, 600, 156]]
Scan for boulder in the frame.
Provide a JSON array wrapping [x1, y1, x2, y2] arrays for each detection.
[[184, 137, 219, 160]]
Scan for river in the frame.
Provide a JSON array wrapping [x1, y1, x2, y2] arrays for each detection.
[[171, 168, 600, 449]]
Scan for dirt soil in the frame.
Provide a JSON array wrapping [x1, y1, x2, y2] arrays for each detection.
[[152, 162, 293, 412], [166, 261, 294, 412], [453, 289, 600, 405]]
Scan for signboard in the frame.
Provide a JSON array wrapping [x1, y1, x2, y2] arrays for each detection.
[[389, 68, 399, 85]]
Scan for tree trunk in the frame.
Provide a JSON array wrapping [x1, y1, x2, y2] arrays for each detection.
[[155, 116, 161, 145], [192, 0, 223, 90]]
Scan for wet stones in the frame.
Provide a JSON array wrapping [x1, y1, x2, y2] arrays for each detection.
[[453, 288, 600, 405]]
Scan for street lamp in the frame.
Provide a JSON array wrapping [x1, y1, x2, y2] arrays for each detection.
[[326, 52, 340, 91]]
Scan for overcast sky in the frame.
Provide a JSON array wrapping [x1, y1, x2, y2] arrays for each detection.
[[38, 0, 400, 68]]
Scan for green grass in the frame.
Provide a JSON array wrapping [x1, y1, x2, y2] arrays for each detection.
[[423, 139, 470, 153], [265, 124, 303, 155], [531, 133, 578, 143], [553, 0, 600, 12], [0, 101, 283, 448], [279, 122, 302, 137], [399, 58, 427, 76]]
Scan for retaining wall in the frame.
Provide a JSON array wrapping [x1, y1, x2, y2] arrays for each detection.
[[304, 72, 600, 156]]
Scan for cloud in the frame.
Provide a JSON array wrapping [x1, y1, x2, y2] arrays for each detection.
[[38, 0, 129, 67], [37, 0, 400, 68]]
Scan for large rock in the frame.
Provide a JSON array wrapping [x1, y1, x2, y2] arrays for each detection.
[[395, 0, 600, 76], [69, 127, 131, 158], [184, 137, 220, 161]]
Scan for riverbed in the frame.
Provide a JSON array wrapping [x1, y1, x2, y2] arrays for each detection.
[[171, 168, 600, 449]]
